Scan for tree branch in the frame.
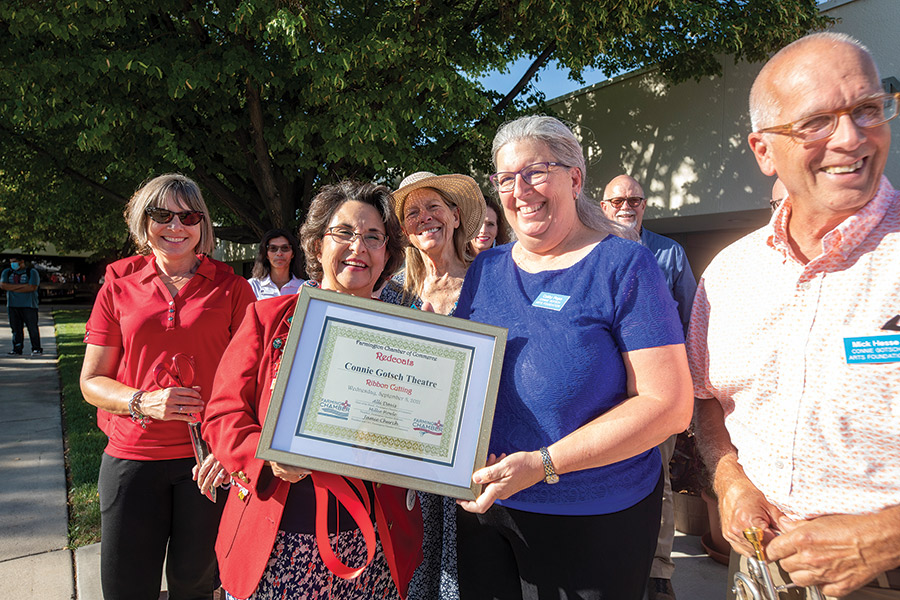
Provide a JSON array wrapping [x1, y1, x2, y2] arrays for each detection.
[[437, 40, 557, 164], [0, 124, 128, 204], [180, 1, 212, 45], [461, 0, 493, 33], [191, 164, 267, 239], [491, 40, 557, 116], [466, 8, 502, 35], [244, 78, 285, 227]]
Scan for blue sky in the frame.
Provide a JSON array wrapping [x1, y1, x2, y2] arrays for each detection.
[[478, 60, 608, 102], [479, 0, 833, 101]]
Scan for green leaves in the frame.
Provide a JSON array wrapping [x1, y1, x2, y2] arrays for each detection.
[[0, 0, 829, 253]]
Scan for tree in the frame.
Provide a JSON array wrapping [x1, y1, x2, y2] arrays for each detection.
[[0, 0, 829, 254]]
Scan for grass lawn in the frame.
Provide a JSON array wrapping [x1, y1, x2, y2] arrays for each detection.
[[54, 308, 105, 548]]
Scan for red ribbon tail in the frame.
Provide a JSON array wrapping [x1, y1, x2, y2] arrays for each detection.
[[373, 492, 405, 599], [310, 472, 376, 580]]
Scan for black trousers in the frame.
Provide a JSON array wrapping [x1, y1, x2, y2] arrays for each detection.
[[98, 454, 225, 600], [457, 473, 663, 600], [8, 306, 41, 352]]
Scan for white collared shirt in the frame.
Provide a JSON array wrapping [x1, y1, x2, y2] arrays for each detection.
[[687, 177, 900, 519], [248, 274, 303, 300]]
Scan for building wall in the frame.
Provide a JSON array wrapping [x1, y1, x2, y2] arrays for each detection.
[[548, 0, 900, 274], [212, 239, 257, 278]]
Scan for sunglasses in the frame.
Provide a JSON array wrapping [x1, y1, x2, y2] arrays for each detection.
[[267, 244, 292, 254], [603, 196, 644, 209], [145, 206, 205, 226]]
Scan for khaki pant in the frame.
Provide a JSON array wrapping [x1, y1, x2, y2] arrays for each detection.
[[650, 435, 677, 580], [727, 551, 900, 600]]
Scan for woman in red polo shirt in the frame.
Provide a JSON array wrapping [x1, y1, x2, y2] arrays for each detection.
[[204, 181, 423, 600], [80, 173, 255, 600]]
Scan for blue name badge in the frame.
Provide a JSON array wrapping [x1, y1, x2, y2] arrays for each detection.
[[532, 292, 570, 312], [844, 334, 900, 364]]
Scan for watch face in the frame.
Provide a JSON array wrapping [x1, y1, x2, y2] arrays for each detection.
[[540, 446, 559, 484]]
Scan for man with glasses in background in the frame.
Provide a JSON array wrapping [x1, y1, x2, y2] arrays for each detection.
[[689, 32, 900, 599], [602, 175, 696, 600]]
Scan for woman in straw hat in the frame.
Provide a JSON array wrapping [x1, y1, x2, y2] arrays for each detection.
[[379, 171, 485, 600], [379, 171, 486, 315]]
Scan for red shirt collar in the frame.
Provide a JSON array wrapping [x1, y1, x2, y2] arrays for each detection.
[[137, 254, 213, 284]]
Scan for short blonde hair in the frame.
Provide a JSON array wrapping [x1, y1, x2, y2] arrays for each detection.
[[124, 174, 215, 255]]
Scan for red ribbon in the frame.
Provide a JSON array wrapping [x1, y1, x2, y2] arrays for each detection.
[[310, 472, 377, 580]]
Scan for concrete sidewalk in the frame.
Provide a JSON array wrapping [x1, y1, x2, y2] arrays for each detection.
[[0, 304, 729, 599], [0, 305, 72, 599]]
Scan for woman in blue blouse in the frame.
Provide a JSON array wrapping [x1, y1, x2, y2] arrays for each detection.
[[455, 116, 694, 600]]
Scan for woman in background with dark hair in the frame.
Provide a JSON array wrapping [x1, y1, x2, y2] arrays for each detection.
[[467, 195, 512, 257], [248, 228, 304, 299]]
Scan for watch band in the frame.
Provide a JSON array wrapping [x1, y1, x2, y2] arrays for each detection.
[[539, 446, 559, 484]]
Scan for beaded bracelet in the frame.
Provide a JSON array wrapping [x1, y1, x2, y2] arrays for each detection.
[[129, 390, 149, 429]]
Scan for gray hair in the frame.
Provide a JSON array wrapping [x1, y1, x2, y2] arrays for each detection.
[[749, 32, 876, 131], [491, 115, 636, 241]]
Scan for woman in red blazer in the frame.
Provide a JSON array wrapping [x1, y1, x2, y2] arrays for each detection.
[[205, 181, 423, 600]]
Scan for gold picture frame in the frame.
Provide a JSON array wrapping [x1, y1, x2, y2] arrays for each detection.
[[257, 286, 507, 500]]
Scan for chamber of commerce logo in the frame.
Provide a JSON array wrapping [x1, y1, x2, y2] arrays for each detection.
[[318, 398, 350, 420], [412, 418, 443, 436]]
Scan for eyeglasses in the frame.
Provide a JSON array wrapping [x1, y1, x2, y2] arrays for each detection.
[[266, 244, 292, 254], [145, 207, 205, 226], [489, 162, 569, 193], [324, 227, 388, 250], [603, 196, 644, 208], [756, 92, 900, 142]]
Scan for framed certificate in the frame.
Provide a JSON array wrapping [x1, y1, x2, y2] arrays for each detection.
[[257, 286, 507, 500]]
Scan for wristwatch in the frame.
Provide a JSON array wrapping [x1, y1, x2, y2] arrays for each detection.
[[539, 446, 559, 484]]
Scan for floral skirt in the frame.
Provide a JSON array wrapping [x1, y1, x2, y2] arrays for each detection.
[[225, 528, 400, 600], [407, 492, 459, 600]]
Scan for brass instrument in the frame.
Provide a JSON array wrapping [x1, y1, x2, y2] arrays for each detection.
[[732, 527, 825, 600]]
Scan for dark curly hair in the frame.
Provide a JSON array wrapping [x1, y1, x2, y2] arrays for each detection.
[[251, 228, 303, 280], [299, 181, 405, 290]]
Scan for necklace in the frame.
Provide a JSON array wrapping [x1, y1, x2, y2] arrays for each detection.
[[159, 269, 197, 283], [157, 259, 200, 286]]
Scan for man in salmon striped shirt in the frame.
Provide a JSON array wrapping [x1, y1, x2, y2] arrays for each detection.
[[689, 32, 900, 599]]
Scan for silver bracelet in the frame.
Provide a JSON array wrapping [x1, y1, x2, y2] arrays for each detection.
[[129, 390, 149, 428]]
